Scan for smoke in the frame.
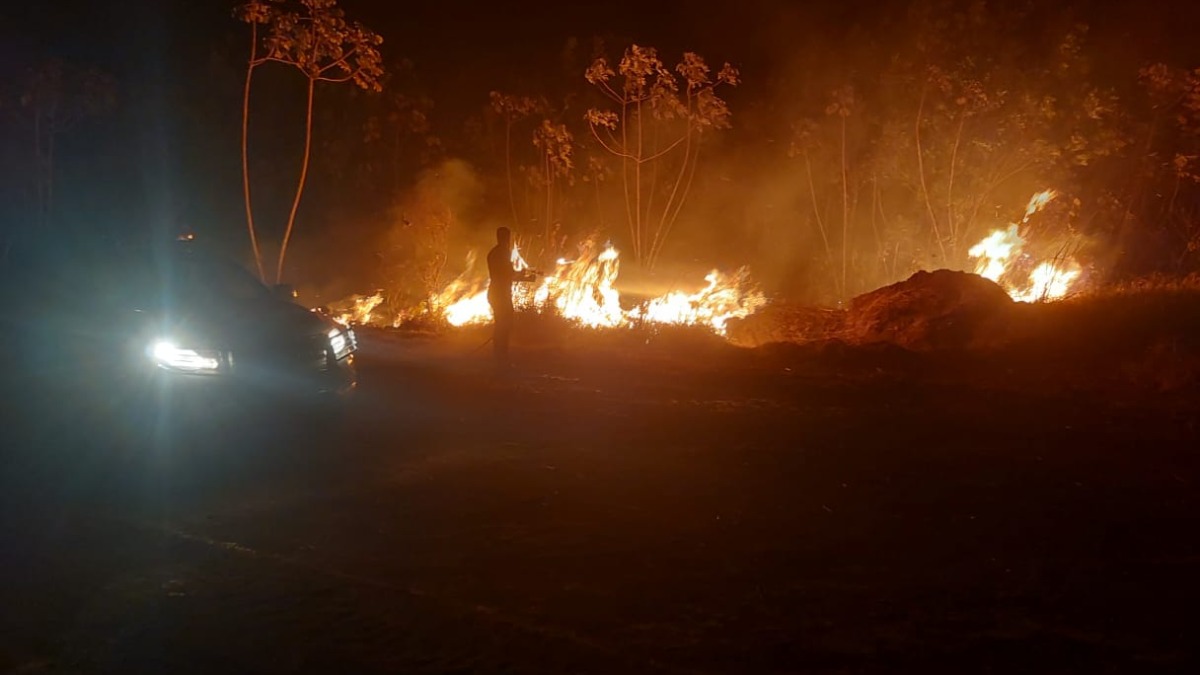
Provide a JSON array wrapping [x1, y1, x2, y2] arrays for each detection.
[[381, 157, 493, 303], [301, 0, 1200, 309], [293, 157, 493, 307]]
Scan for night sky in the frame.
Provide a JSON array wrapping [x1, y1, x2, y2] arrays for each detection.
[[4, 0, 1200, 296]]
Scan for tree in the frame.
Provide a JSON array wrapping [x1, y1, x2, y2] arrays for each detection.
[[581, 153, 613, 232], [1119, 63, 1200, 272], [236, 0, 274, 281], [489, 92, 540, 232], [772, 2, 1133, 299], [363, 87, 440, 194], [384, 159, 479, 315], [788, 119, 841, 297], [826, 85, 854, 299], [585, 44, 738, 268], [6, 59, 114, 230], [237, 0, 383, 283], [531, 118, 574, 259]]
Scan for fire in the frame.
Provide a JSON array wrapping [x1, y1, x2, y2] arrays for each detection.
[[1015, 261, 1082, 302], [368, 240, 764, 335], [428, 251, 492, 327], [968, 190, 1082, 302], [528, 243, 626, 329], [332, 292, 384, 326], [968, 225, 1022, 285], [1023, 189, 1057, 220], [628, 268, 766, 335]]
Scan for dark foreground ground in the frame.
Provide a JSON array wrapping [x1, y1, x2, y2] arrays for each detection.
[[2, 329, 1199, 674]]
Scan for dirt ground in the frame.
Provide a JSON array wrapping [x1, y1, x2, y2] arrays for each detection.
[[2, 327, 1199, 674]]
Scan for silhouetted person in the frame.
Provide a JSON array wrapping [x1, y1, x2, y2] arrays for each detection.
[[486, 227, 536, 364]]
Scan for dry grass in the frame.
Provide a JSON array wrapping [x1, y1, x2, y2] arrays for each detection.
[[997, 285, 1200, 392], [1084, 272, 1200, 297], [730, 282, 1200, 394], [366, 281, 1200, 395], [384, 310, 733, 361]]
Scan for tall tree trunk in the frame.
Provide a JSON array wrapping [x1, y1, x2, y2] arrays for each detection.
[[945, 112, 966, 260], [644, 119, 661, 235], [634, 98, 644, 265], [505, 119, 519, 230], [241, 27, 266, 282], [870, 173, 883, 263], [839, 115, 849, 300], [804, 150, 839, 298], [277, 77, 316, 284], [651, 136, 700, 269], [1117, 111, 1161, 263], [915, 86, 947, 263], [619, 100, 635, 261], [544, 153, 553, 257], [651, 89, 694, 267]]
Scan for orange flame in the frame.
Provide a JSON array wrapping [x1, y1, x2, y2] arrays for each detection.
[[333, 292, 384, 327], [968, 190, 1082, 302], [356, 241, 764, 335]]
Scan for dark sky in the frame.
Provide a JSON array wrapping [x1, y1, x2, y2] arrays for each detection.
[[4, 0, 1200, 275], [7, 0, 1200, 122], [0, 0, 891, 114], [0, 0, 771, 241]]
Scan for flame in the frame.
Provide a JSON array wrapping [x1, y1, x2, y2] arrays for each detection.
[[374, 240, 764, 335], [530, 243, 626, 328], [1011, 261, 1082, 303], [628, 268, 767, 335], [1023, 189, 1057, 220], [968, 224, 1022, 284], [333, 292, 384, 326], [968, 190, 1082, 302]]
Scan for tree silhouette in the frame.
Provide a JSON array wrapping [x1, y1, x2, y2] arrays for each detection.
[[8, 59, 114, 230], [532, 118, 574, 260], [585, 44, 738, 268], [238, 0, 383, 283], [489, 92, 540, 233]]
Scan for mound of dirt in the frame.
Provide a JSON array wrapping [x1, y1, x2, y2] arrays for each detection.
[[843, 269, 1014, 351]]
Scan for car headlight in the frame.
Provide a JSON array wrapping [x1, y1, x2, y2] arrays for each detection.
[[149, 340, 223, 374], [327, 327, 356, 360]]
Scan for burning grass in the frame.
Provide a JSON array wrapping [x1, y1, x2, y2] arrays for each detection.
[[327, 240, 767, 336], [344, 272, 1200, 400], [324, 189, 1086, 349], [318, 185, 1195, 395], [966, 189, 1085, 303]]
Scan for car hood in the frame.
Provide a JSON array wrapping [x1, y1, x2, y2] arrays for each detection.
[[160, 297, 335, 350]]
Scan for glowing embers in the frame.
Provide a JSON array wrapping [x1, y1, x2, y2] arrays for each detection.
[[968, 190, 1082, 302]]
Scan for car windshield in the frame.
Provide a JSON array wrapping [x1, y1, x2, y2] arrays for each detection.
[[178, 256, 272, 303]]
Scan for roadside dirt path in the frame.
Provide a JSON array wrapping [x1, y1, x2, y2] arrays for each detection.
[[3, 333, 1198, 673]]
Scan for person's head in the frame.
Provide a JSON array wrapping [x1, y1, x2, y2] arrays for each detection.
[[496, 226, 511, 248]]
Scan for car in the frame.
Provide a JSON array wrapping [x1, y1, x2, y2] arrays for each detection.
[[3, 236, 357, 407]]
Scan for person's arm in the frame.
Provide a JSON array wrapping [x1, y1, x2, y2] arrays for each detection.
[[514, 266, 540, 283]]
